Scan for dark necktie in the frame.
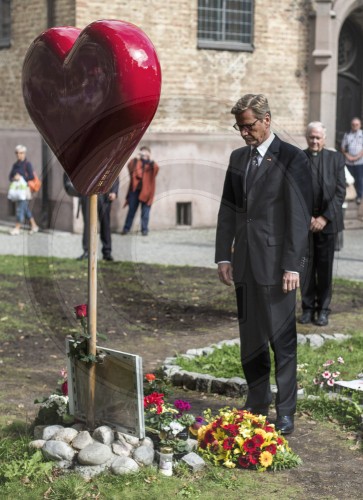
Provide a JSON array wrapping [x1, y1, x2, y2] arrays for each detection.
[[246, 147, 259, 192]]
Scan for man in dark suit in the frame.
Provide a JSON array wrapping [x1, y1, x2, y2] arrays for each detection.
[[299, 122, 346, 326], [215, 94, 312, 434]]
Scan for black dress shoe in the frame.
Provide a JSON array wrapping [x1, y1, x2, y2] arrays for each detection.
[[77, 252, 89, 261], [298, 310, 314, 324], [315, 311, 328, 326], [103, 255, 114, 262], [242, 406, 269, 417], [275, 415, 294, 435]]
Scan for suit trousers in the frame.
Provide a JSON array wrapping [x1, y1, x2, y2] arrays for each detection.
[[81, 195, 113, 258], [235, 261, 297, 415], [301, 231, 335, 313]]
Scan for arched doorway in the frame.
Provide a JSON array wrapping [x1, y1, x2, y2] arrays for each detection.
[[336, 18, 363, 147]]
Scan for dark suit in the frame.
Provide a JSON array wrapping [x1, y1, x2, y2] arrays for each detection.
[[215, 135, 312, 415], [301, 149, 346, 313], [82, 178, 120, 258]]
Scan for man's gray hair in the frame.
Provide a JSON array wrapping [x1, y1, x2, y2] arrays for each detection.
[[306, 121, 327, 138], [231, 94, 271, 119], [15, 144, 27, 153]]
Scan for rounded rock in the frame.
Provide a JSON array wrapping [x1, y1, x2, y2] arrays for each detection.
[[42, 440, 75, 462], [111, 456, 139, 475], [78, 442, 113, 465]]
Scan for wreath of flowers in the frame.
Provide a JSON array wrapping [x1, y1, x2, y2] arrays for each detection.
[[197, 408, 301, 471]]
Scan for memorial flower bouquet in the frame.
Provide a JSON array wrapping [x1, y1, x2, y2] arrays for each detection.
[[144, 392, 196, 452], [313, 357, 344, 390], [34, 369, 72, 425], [197, 408, 301, 471]]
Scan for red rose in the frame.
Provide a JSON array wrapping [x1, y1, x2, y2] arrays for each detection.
[[145, 373, 156, 382], [75, 304, 88, 318]]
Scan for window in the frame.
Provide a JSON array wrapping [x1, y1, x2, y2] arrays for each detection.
[[0, 0, 11, 48], [176, 202, 192, 226], [197, 0, 254, 51]]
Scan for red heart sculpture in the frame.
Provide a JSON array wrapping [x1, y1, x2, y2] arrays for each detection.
[[22, 20, 161, 195]]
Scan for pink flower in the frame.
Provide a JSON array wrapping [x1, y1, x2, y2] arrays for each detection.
[[174, 399, 191, 413], [332, 371, 340, 378], [327, 378, 335, 387], [322, 371, 331, 379], [323, 360, 334, 367], [313, 378, 320, 385], [337, 357, 344, 364]]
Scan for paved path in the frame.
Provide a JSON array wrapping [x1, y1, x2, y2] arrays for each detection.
[[0, 223, 362, 281]]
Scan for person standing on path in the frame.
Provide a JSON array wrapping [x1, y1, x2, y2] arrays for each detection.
[[299, 122, 346, 327], [215, 94, 312, 435], [77, 177, 120, 262], [8, 144, 39, 235], [341, 117, 363, 205], [121, 146, 159, 236]]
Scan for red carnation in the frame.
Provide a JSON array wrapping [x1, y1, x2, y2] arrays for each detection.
[[277, 437, 284, 446], [75, 304, 88, 318], [238, 455, 250, 468], [243, 438, 257, 453], [248, 451, 261, 465], [264, 443, 277, 455], [222, 424, 239, 437], [252, 433, 264, 447], [143, 392, 164, 409], [222, 437, 235, 450]]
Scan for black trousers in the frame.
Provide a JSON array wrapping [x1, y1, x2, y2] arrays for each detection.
[[301, 232, 335, 313], [235, 263, 297, 415], [81, 195, 113, 258]]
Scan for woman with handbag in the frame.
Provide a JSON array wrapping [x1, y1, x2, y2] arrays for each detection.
[[8, 145, 39, 235]]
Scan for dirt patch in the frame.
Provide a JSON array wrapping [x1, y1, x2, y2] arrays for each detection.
[[0, 264, 362, 498]]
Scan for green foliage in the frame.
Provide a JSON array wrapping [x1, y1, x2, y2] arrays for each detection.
[[0, 450, 53, 484], [43, 473, 95, 500], [270, 450, 302, 471], [176, 343, 241, 378], [297, 392, 363, 431]]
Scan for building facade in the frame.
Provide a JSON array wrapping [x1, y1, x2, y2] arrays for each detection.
[[0, 0, 362, 232]]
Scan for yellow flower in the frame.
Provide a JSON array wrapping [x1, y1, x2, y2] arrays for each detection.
[[254, 428, 267, 439], [259, 451, 273, 467], [223, 459, 236, 468], [235, 435, 245, 449], [240, 427, 252, 439]]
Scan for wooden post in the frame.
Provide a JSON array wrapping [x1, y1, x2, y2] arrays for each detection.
[[87, 194, 98, 429]]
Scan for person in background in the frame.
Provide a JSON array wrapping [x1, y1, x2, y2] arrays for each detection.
[[8, 144, 39, 235], [299, 122, 346, 326], [77, 177, 120, 262], [121, 146, 159, 236], [215, 94, 312, 435], [341, 117, 363, 205]]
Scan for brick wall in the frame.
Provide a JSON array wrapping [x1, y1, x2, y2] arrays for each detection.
[[0, 0, 313, 231]]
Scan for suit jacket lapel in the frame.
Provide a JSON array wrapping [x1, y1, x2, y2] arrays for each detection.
[[249, 136, 280, 191]]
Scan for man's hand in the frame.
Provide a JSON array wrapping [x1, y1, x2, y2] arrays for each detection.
[[310, 216, 327, 232], [282, 271, 300, 293], [218, 262, 233, 286], [108, 193, 116, 202]]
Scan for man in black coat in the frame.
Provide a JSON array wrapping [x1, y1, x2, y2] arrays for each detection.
[[299, 122, 346, 326], [215, 94, 312, 434]]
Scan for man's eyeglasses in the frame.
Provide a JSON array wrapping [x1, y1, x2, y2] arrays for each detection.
[[233, 118, 260, 132]]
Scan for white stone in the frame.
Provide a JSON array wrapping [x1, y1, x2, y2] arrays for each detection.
[[93, 426, 115, 445], [333, 333, 351, 341], [297, 333, 307, 345], [140, 436, 154, 448], [42, 425, 64, 441], [53, 427, 78, 444], [132, 444, 154, 466], [181, 452, 206, 472], [306, 334, 325, 348], [112, 440, 133, 456], [78, 442, 113, 465], [202, 347, 215, 355], [72, 431, 93, 450], [42, 440, 75, 462], [74, 463, 110, 479], [111, 456, 140, 475], [29, 439, 46, 449], [116, 432, 140, 447]]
